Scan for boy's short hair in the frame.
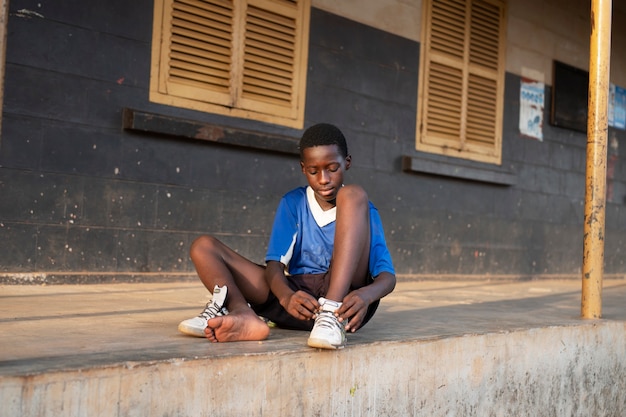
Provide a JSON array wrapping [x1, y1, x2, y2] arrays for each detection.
[[299, 123, 348, 159]]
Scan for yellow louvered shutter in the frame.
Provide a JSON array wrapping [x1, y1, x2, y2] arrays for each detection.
[[417, 0, 506, 164], [163, 0, 234, 106], [150, 0, 310, 129], [239, 1, 302, 118]]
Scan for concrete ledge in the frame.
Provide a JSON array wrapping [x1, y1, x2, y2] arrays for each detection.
[[1, 280, 625, 416], [2, 323, 624, 416]]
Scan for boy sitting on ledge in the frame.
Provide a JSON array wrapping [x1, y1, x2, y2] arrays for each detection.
[[179, 123, 396, 349]]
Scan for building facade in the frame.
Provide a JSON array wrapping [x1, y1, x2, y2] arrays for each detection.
[[1, 0, 625, 283]]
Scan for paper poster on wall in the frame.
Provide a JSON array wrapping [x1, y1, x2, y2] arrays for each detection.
[[519, 78, 545, 140], [613, 84, 626, 130], [609, 84, 616, 127]]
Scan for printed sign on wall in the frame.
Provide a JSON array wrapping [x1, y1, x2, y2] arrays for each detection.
[[609, 83, 626, 130], [519, 78, 545, 140]]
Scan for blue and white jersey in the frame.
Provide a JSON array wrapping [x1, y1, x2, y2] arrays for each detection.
[[265, 186, 395, 278]]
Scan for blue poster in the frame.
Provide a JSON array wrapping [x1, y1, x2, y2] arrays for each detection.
[[609, 84, 615, 127], [614, 85, 626, 130], [519, 78, 545, 140]]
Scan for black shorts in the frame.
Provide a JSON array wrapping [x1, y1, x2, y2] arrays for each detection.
[[251, 272, 379, 331]]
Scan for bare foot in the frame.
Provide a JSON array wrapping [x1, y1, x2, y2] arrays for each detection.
[[205, 310, 270, 342]]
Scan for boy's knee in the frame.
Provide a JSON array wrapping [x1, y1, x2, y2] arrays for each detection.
[[190, 235, 219, 258], [337, 184, 368, 205]]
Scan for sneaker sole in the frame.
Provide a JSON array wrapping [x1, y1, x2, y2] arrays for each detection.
[[307, 337, 345, 350], [177, 323, 207, 338]]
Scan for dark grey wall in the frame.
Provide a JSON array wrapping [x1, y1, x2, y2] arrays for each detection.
[[1, 2, 625, 282]]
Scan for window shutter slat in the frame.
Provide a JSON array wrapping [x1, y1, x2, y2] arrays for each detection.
[[470, 1, 501, 70], [169, 0, 234, 96], [242, 4, 297, 106], [425, 62, 463, 141], [430, 0, 466, 59], [467, 74, 497, 146]]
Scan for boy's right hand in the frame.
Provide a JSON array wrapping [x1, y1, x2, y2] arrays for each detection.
[[281, 290, 319, 320]]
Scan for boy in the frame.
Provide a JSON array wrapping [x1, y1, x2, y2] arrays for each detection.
[[178, 123, 396, 349]]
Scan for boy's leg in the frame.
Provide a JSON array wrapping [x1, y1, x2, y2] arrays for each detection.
[[307, 185, 371, 349], [325, 184, 371, 301], [190, 235, 270, 307], [188, 235, 271, 342]]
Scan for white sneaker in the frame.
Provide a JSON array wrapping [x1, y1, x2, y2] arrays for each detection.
[[178, 285, 228, 337], [307, 298, 346, 349]]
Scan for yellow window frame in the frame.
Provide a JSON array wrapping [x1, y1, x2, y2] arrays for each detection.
[[416, 0, 507, 165], [150, 0, 310, 129]]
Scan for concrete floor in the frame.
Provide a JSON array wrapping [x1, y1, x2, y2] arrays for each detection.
[[2, 278, 626, 377], [2, 278, 626, 417]]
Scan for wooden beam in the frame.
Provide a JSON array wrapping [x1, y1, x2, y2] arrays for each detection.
[[122, 108, 300, 156]]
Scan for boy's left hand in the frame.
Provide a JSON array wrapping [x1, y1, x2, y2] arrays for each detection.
[[336, 290, 369, 332]]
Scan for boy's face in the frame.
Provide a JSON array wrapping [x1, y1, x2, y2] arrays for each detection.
[[300, 144, 351, 211]]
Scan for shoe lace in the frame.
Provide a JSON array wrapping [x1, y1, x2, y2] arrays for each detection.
[[198, 300, 226, 320], [315, 311, 345, 333]]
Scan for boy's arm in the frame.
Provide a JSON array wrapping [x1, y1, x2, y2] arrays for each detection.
[[265, 260, 319, 320], [336, 271, 396, 332]]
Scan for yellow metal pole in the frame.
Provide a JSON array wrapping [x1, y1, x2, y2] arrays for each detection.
[[582, 0, 612, 319]]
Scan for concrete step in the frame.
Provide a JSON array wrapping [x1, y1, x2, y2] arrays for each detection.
[[1, 279, 625, 416]]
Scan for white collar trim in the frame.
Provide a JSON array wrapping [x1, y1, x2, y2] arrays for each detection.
[[306, 186, 336, 227]]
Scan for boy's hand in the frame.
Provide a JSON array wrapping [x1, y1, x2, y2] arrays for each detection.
[[336, 290, 369, 332], [282, 290, 319, 320]]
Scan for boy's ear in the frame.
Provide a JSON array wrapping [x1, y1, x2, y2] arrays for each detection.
[[300, 160, 305, 173], [345, 155, 352, 170]]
